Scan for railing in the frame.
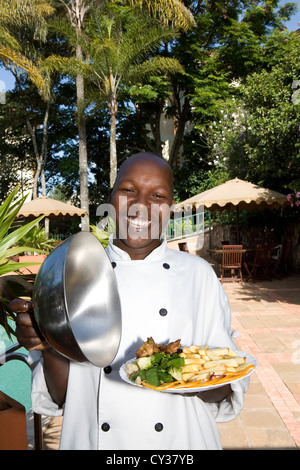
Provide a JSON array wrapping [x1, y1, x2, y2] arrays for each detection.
[[0, 343, 43, 450], [164, 211, 211, 241], [49, 233, 71, 241]]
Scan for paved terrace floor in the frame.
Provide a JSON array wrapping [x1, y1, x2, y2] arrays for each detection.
[[32, 273, 300, 451], [218, 274, 300, 449]]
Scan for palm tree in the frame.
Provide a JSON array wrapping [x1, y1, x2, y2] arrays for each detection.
[[0, 0, 54, 97], [0, 0, 57, 200], [82, 8, 184, 186], [50, 0, 194, 226], [54, 0, 95, 230], [125, 0, 195, 30], [0, 0, 60, 200]]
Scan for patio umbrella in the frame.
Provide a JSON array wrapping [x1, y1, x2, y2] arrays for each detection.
[[175, 178, 289, 243], [17, 196, 87, 235]]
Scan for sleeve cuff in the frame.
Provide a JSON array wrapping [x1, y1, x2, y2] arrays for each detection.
[[30, 355, 64, 417], [203, 377, 249, 423]]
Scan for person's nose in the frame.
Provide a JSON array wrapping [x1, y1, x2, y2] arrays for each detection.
[[129, 192, 149, 217]]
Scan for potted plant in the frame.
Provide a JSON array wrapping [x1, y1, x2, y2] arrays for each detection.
[[90, 217, 115, 248], [0, 186, 47, 449]]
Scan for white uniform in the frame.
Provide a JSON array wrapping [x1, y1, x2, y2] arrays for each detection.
[[30, 238, 248, 450]]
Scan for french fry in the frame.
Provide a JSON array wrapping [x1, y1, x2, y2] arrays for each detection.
[[188, 371, 210, 382], [179, 353, 201, 359], [201, 364, 226, 373], [177, 344, 251, 385], [182, 364, 204, 373], [182, 372, 202, 382], [208, 347, 235, 356], [183, 358, 206, 365], [203, 358, 239, 369], [206, 350, 223, 361]]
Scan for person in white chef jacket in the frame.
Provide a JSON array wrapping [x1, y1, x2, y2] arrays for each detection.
[[11, 152, 248, 450]]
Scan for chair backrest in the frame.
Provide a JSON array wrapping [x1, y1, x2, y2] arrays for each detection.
[[178, 242, 189, 252], [253, 244, 274, 266], [280, 240, 292, 263], [222, 245, 243, 267]]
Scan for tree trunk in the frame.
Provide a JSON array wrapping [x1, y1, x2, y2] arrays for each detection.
[[108, 72, 118, 188], [76, 43, 90, 231], [26, 119, 41, 200], [109, 103, 118, 188], [169, 97, 190, 168], [148, 99, 164, 157], [26, 101, 50, 199], [40, 101, 50, 196], [32, 156, 41, 200]]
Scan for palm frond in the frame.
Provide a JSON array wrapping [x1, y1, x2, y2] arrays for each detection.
[[40, 54, 90, 78], [0, 26, 20, 51], [0, 0, 54, 25], [127, 56, 184, 82], [118, 21, 179, 71], [0, 46, 48, 97], [123, 0, 196, 31], [48, 17, 78, 48]]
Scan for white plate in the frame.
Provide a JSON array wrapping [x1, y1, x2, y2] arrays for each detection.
[[119, 350, 257, 394]]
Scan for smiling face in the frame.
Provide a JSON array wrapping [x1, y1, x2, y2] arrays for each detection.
[[109, 153, 174, 260]]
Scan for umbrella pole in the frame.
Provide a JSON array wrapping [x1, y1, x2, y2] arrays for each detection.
[[45, 217, 50, 238], [236, 206, 240, 244]]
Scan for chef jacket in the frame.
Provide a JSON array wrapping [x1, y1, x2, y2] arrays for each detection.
[[30, 237, 248, 450]]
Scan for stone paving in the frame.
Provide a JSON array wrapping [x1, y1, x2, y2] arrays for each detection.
[[218, 274, 300, 449], [38, 274, 300, 451]]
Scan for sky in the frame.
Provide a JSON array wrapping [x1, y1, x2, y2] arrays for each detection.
[[0, 2, 299, 94]]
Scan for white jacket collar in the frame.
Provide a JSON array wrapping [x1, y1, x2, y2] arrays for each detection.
[[106, 235, 168, 262]]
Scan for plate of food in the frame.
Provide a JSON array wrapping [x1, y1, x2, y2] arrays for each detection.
[[119, 337, 257, 393]]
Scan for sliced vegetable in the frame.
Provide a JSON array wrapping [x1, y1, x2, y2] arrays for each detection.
[[168, 366, 182, 381], [136, 356, 155, 370], [145, 365, 160, 387], [128, 352, 186, 387], [167, 356, 185, 368], [158, 370, 175, 383]]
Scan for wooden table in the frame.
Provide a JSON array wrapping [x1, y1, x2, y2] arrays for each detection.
[[207, 248, 247, 255]]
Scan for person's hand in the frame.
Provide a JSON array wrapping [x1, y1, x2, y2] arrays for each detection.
[[195, 384, 232, 402], [9, 299, 50, 351], [180, 384, 232, 402]]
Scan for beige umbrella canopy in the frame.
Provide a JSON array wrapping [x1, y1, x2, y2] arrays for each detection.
[[17, 196, 87, 218], [17, 196, 87, 235], [176, 178, 289, 243], [176, 178, 289, 212]]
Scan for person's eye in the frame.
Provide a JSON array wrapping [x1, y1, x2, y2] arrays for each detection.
[[152, 193, 166, 199], [119, 187, 135, 193]]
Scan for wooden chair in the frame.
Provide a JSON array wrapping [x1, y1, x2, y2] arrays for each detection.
[[244, 244, 274, 281], [278, 239, 292, 275], [178, 242, 189, 253], [270, 239, 292, 277], [219, 245, 243, 283]]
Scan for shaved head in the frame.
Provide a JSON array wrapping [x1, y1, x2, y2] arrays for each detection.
[[114, 152, 174, 194]]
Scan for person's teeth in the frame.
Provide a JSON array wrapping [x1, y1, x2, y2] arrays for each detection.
[[127, 217, 150, 228]]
